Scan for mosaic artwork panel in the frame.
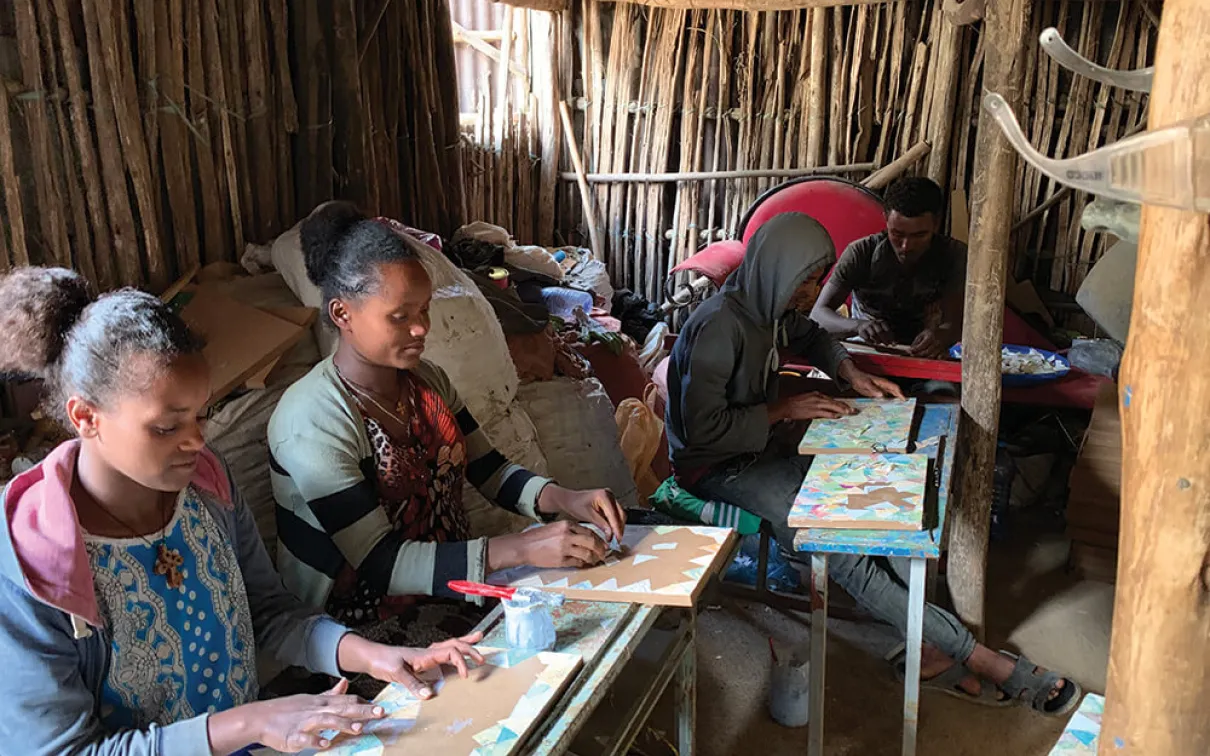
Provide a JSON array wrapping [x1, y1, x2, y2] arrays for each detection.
[[1049, 694, 1103, 755], [789, 453, 927, 531], [797, 398, 917, 455], [306, 647, 582, 756]]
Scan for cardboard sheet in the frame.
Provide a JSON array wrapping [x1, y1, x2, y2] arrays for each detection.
[[178, 288, 308, 403], [250, 648, 582, 756], [487, 525, 737, 607], [242, 306, 319, 389]]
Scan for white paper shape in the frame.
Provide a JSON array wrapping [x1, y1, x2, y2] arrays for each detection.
[[617, 579, 653, 593], [651, 542, 678, 551]]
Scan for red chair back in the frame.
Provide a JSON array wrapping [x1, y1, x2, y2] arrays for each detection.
[[740, 177, 887, 261]]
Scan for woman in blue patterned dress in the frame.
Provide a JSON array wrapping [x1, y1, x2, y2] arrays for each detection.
[[0, 267, 484, 755]]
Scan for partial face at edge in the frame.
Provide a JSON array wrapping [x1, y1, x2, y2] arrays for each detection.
[[786, 265, 831, 314], [67, 352, 211, 492], [330, 258, 433, 370], [886, 210, 939, 265]]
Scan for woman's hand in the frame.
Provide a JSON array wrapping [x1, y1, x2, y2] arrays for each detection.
[[488, 521, 610, 571], [537, 485, 626, 543], [837, 359, 905, 399], [769, 391, 856, 423], [207, 678, 384, 754], [336, 633, 484, 698]]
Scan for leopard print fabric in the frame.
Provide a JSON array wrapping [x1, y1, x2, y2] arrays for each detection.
[[325, 375, 472, 626]]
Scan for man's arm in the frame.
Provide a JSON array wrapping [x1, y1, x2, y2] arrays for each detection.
[[910, 240, 966, 356], [810, 236, 893, 343], [810, 278, 863, 338]]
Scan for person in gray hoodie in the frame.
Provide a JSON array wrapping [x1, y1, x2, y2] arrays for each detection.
[[666, 213, 1080, 715]]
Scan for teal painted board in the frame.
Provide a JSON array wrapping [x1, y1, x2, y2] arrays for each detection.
[[482, 600, 629, 664]]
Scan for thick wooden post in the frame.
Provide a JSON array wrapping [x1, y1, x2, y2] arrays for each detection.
[[1100, 4, 1210, 754], [950, 0, 1030, 639]]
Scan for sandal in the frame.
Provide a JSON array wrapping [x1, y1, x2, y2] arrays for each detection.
[[996, 651, 1083, 717], [887, 645, 1013, 707]]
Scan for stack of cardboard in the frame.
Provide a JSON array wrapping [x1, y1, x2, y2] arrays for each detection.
[[1066, 382, 1122, 582], [165, 270, 317, 405]]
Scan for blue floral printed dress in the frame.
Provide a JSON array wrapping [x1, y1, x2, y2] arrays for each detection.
[[84, 487, 258, 730]]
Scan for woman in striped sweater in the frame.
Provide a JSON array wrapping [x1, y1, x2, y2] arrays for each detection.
[[269, 203, 625, 675]]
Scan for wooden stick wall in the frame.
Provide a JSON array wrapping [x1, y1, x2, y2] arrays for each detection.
[[545, 0, 1156, 305], [0, 0, 1156, 308], [1010, 0, 1154, 294], [0, 0, 465, 292]]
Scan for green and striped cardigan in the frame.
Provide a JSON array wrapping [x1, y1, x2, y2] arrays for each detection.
[[268, 356, 550, 610]]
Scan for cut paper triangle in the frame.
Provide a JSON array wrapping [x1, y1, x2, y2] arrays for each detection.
[[594, 578, 619, 591], [496, 726, 520, 742], [544, 577, 570, 588], [473, 724, 503, 745], [617, 579, 652, 593], [631, 554, 658, 565]]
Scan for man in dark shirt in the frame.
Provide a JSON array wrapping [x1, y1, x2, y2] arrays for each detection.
[[811, 177, 966, 358]]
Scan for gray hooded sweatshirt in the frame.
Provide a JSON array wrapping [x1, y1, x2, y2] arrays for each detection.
[[666, 212, 851, 472]]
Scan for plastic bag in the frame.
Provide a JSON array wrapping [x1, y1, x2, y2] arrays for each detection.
[[506, 245, 565, 281], [515, 378, 639, 508], [636, 322, 670, 376], [614, 387, 664, 502], [724, 534, 802, 593], [452, 221, 513, 247], [1068, 338, 1124, 378]]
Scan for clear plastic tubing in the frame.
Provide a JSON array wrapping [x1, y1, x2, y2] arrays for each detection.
[[984, 92, 1210, 213]]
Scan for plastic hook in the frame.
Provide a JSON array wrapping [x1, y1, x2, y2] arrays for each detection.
[[1039, 27, 1154, 93]]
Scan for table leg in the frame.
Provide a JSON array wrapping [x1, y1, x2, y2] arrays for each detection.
[[674, 640, 696, 756], [902, 558, 927, 756], [808, 553, 828, 756], [925, 558, 939, 604]]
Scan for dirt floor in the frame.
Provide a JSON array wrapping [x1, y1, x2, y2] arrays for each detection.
[[588, 511, 1114, 756]]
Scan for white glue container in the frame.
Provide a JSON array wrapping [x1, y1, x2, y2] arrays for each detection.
[[768, 640, 811, 728], [503, 588, 564, 651]]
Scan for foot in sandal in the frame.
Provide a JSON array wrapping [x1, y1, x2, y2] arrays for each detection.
[[964, 645, 1083, 717], [887, 644, 1012, 706]]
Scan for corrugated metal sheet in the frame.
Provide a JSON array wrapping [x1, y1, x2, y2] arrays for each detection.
[[450, 0, 509, 114], [450, 0, 539, 125]]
